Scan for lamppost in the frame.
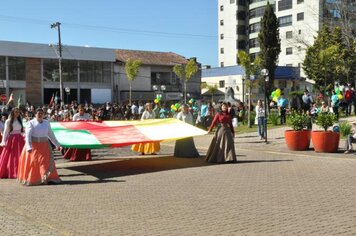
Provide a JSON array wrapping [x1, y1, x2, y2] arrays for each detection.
[[152, 85, 166, 101], [65, 87, 70, 104], [51, 22, 63, 106], [241, 76, 245, 103], [261, 69, 269, 144]]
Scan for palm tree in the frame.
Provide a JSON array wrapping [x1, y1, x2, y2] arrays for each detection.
[[201, 83, 218, 102], [173, 59, 199, 103], [125, 59, 142, 105]]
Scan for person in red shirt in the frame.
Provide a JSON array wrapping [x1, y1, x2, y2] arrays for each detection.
[[206, 102, 236, 163]]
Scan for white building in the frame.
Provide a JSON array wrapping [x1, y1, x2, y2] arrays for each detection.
[[218, 0, 344, 70]]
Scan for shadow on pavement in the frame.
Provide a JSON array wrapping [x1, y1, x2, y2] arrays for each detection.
[[65, 156, 210, 181], [62, 179, 125, 185], [237, 160, 293, 164]]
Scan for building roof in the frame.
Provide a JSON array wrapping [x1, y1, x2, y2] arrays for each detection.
[[0, 40, 116, 62], [115, 49, 188, 66], [202, 65, 245, 77], [202, 65, 300, 80]]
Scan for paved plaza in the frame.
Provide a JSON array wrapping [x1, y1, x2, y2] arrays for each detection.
[[0, 125, 356, 235]]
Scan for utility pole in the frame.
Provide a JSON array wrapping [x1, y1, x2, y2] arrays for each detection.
[[51, 22, 63, 105]]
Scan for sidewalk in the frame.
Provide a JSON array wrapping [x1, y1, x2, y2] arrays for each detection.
[[0, 121, 355, 235]]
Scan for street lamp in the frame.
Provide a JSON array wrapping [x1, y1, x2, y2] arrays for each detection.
[[152, 84, 166, 101], [241, 76, 245, 103], [261, 69, 269, 144], [51, 22, 64, 106], [65, 87, 70, 104]]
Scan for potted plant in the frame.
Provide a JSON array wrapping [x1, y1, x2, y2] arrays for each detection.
[[285, 111, 311, 150], [311, 112, 339, 152]]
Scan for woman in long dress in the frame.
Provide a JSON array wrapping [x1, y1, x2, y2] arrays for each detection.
[[132, 103, 160, 155], [0, 108, 25, 178], [206, 102, 236, 163], [17, 108, 62, 185], [174, 104, 200, 158], [63, 105, 92, 161]]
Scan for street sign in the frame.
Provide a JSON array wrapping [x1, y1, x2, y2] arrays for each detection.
[[0, 94, 6, 102]]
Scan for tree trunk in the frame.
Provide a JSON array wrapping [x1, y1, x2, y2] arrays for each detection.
[[184, 81, 187, 103], [129, 81, 132, 105]]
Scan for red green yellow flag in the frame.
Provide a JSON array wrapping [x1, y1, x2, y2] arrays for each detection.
[[51, 118, 207, 149]]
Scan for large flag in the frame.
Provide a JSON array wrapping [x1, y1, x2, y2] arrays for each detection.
[[51, 118, 207, 149], [49, 93, 55, 107]]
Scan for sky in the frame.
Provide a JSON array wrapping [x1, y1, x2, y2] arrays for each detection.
[[0, 0, 218, 67]]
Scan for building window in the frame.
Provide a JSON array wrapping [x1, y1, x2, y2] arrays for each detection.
[[238, 0, 246, 5], [237, 40, 246, 50], [219, 80, 225, 88], [249, 38, 260, 48], [237, 25, 246, 35], [286, 31, 293, 39], [8, 57, 25, 81], [220, 62, 224, 67], [249, 22, 261, 33], [237, 11, 246, 20], [220, 20, 224, 26], [278, 15, 292, 27], [297, 0, 304, 4], [220, 34, 224, 39], [220, 5, 224, 11], [0, 57, 5, 81], [249, 6, 266, 19], [278, 0, 292, 11], [250, 53, 257, 61], [220, 48, 224, 54], [79, 61, 111, 83], [299, 29, 302, 34], [286, 47, 293, 55], [230, 0, 235, 3], [250, 0, 266, 3], [297, 12, 304, 21]]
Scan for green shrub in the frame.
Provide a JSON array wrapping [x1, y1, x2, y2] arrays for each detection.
[[268, 110, 280, 126], [286, 111, 309, 131], [339, 122, 352, 138], [314, 112, 337, 131]]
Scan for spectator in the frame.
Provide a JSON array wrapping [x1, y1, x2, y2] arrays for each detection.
[[302, 90, 313, 113]]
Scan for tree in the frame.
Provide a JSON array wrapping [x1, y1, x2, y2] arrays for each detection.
[[173, 59, 199, 103], [303, 26, 348, 92], [258, 2, 281, 97], [125, 59, 142, 105], [237, 51, 261, 128], [201, 83, 218, 102]]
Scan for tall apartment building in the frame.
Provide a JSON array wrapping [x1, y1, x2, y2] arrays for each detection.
[[218, 0, 351, 72]]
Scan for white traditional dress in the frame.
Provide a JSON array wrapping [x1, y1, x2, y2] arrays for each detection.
[[17, 118, 61, 185]]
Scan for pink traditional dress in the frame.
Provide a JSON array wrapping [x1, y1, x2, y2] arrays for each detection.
[[0, 121, 4, 154], [0, 119, 25, 178], [17, 118, 61, 185], [63, 112, 92, 161]]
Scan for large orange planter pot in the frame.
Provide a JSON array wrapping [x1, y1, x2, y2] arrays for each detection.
[[311, 131, 340, 153], [285, 130, 311, 151]]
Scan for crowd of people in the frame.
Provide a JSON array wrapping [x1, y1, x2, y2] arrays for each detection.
[[0, 98, 239, 186]]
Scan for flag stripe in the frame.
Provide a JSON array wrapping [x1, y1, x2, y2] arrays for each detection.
[[51, 118, 207, 149]]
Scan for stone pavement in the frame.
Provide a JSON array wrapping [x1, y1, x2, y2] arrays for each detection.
[[0, 121, 356, 235]]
